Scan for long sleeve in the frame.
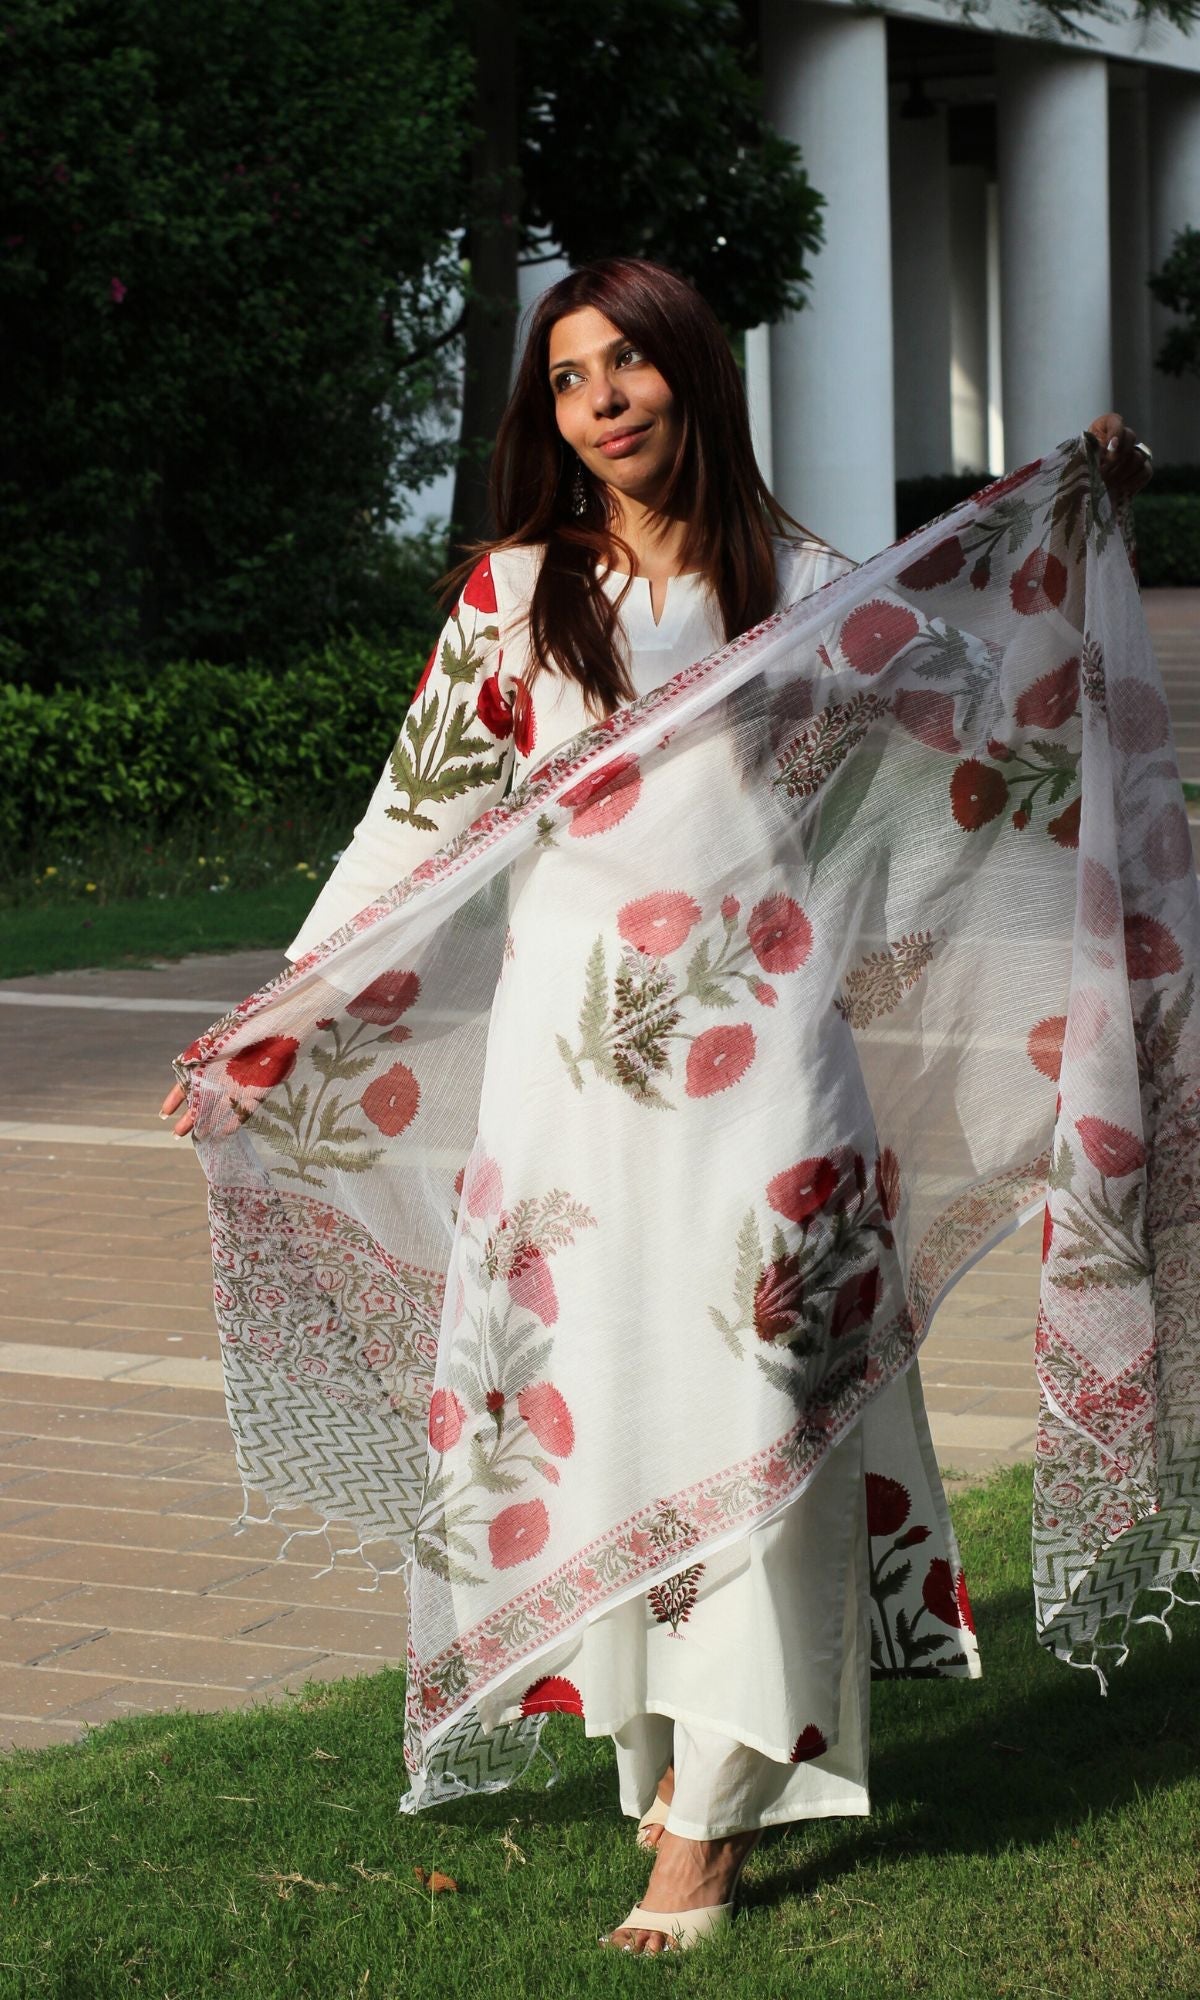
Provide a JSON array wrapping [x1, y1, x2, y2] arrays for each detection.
[[286, 556, 516, 961]]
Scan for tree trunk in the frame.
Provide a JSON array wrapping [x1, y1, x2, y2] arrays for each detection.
[[449, 0, 521, 563]]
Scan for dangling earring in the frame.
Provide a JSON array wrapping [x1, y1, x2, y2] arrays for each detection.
[[570, 455, 588, 518]]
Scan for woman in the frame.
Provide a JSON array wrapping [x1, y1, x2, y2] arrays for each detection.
[[161, 258, 1153, 1955]]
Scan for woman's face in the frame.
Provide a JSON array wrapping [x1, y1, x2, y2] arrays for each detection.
[[547, 306, 681, 510]]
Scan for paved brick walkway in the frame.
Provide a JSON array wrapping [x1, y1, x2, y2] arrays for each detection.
[[1, 587, 1197, 1752]]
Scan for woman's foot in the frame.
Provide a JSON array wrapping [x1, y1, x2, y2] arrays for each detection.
[[636, 1763, 675, 1849], [601, 1825, 759, 1956]]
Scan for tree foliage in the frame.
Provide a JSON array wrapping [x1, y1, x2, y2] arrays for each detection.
[[1149, 225, 1200, 379], [0, 0, 472, 687]]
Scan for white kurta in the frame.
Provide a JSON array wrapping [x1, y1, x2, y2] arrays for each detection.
[[286, 539, 980, 1834]]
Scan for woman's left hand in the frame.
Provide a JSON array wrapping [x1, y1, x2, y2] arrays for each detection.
[[1087, 411, 1153, 503]]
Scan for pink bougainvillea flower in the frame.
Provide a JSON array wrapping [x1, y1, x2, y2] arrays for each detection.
[[1076, 1116, 1145, 1179], [517, 1381, 575, 1457], [227, 1035, 299, 1090], [462, 555, 498, 614], [464, 1152, 503, 1218], [512, 677, 537, 756], [1082, 859, 1120, 937], [875, 1147, 901, 1222], [753, 1255, 804, 1342], [1109, 679, 1169, 754], [1142, 804, 1192, 883], [892, 686, 960, 754], [1048, 795, 1081, 849], [1014, 655, 1079, 730], [830, 1266, 881, 1340], [561, 756, 642, 837], [789, 1724, 829, 1764], [897, 536, 965, 591], [476, 672, 514, 739], [949, 759, 1007, 830], [865, 1473, 911, 1536], [519, 1674, 583, 1716], [617, 889, 702, 956], [1026, 1016, 1067, 1081], [1010, 547, 1068, 615], [839, 599, 920, 676], [685, 1022, 756, 1098], [346, 969, 420, 1025], [428, 1387, 466, 1453], [109, 276, 126, 303], [508, 1248, 558, 1325], [922, 1556, 965, 1627], [488, 1498, 550, 1569], [1124, 912, 1183, 981], [359, 1062, 420, 1136], [767, 1155, 838, 1225], [747, 894, 812, 972]]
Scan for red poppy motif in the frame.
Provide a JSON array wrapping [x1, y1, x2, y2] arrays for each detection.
[[767, 1155, 838, 1225], [955, 1570, 976, 1634], [512, 676, 537, 757], [830, 1266, 881, 1340], [1026, 1016, 1066, 1081], [981, 460, 1042, 502], [1143, 805, 1192, 883], [685, 1022, 757, 1098], [970, 559, 990, 590], [517, 1381, 575, 1457], [753, 1255, 805, 1341], [750, 978, 778, 1007], [1108, 679, 1169, 755], [950, 759, 1007, 830], [519, 1674, 584, 1716], [1042, 1204, 1054, 1263], [922, 1556, 965, 1627], [839, 599, 921, 676], [1124, 913, 1182, 981], [1010, 547, 1068, 616], [896, 1524, 932, 1550], [428, 1387, 466, 1453], [508, 1247, 559, 1325], [721, 894, 741, 921], [359, 1063, 420, 1136], [488, 1498, 550, 1569], [476, 672, 514, 739], [227, 1036, 299, 1091], [412, 642, 438, 705], [346, 970, 420, 1025], [875, 1148, 901, 1222], [463, 555, 498, 614], [1048, 796, 1081, 849], [485, 1388, 505, 1416], [897, 536, 965, 590], [789, 1724, 829, 1763], [1082, 859, 1119, 938], [179, 1037, 203, 1066], [617, 890, 702, 956], [561, 756, 642, 837], [464, 1152, 503, 1218], [892, 687, 960, 753], [865, 1473, 911, 1536], [1014, 656, 1079, 730], [747, 894, 812, 972], [1075, 1117, 1145, 1179]]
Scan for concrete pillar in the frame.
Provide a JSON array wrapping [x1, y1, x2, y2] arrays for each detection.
[[986, 179, 1005, 473], [1148, 73, 1200, 462], [949, 162, 991, 474], [891, 104, 953, 479], [761, 0, 895, 558], [744, 323, 774, 489], [1109, 71, 1153, 437], [996, 43, 1112, 467]]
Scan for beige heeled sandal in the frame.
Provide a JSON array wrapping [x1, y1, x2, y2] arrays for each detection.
[[603, 1831, 759, 1953], [634, 1794, 671, 1850]]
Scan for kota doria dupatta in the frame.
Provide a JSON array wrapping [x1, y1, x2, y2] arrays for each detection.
[[175, 433, 1200, 1814]]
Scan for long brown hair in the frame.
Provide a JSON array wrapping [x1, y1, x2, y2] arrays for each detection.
[[445, 257, 812, 718]]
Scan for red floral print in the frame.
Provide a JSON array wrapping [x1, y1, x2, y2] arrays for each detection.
[[1010, 547, 1068, 615], [875, 1147, 901, 1222], [507, 1247, 559, 1325], [897, 536, 965, 590], [360, 1063, 420, 1136], [346, 971, 420, 1025], [1026, 1016, 1066, 1081], [892, 686, 960, 753], [464, 1152, 504, 1218], [839, 598, 920, 676], [767, 1155, 838, 1225], [1042, 1205, 1054, 1263], [1143, 805, 1192, 883], [721, 894, 741, 921], [922, 1557, 965, 1627], [412, 643, 437, 705], [1124, 913, 1182, 980], [981, 460, 1042, 502], [519, 1673, 583, 1716], [476, 673, 514, 740], [1048, 796, 1081, 849], [485, 1388, 505, 1416], [428, 1387, 466, 1453], [747, 894, 812, 972], [562, 756, 642, 837], [1109, 678, 1169, 754], [227, 1036, 299, 1090], [896, 1524, 932, 1549], [1082, 859, 1119, 937], [512, 677, 537, 757], [950, 759, 1007, 830], [970, 559, 990, 590], [866, 1473, 911, 1535], [488, 1498, 550, 1569], [830, 1266, 881, 1339], [789, 1724, 828, 1763], [753, 1255, 804, 1341], [517, 1381, 575, 1457], [750, 978, 778, 1007], [617, 890, 702, 956], [1075, 1117, 1145, 1179], [685, 1022, 756, 1097], [462, 554, 497, 614], [1014, 656, 1079, 730], [955, 1570, 976, 1634]]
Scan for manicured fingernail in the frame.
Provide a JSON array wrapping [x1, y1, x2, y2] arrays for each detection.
[[1107, 437, 1118, 452]]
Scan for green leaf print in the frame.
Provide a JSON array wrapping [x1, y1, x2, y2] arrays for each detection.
[[809, 741, 885, 874]]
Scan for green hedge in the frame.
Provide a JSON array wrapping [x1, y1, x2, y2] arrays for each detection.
[[0, 635, 427, 854]]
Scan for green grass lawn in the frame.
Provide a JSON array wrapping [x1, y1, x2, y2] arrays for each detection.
[[0, 881, 317, 979], [0, 1466, 1196, 2000]]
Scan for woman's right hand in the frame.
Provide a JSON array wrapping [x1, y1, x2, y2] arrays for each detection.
[[160, 1081, 196, 1139]]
